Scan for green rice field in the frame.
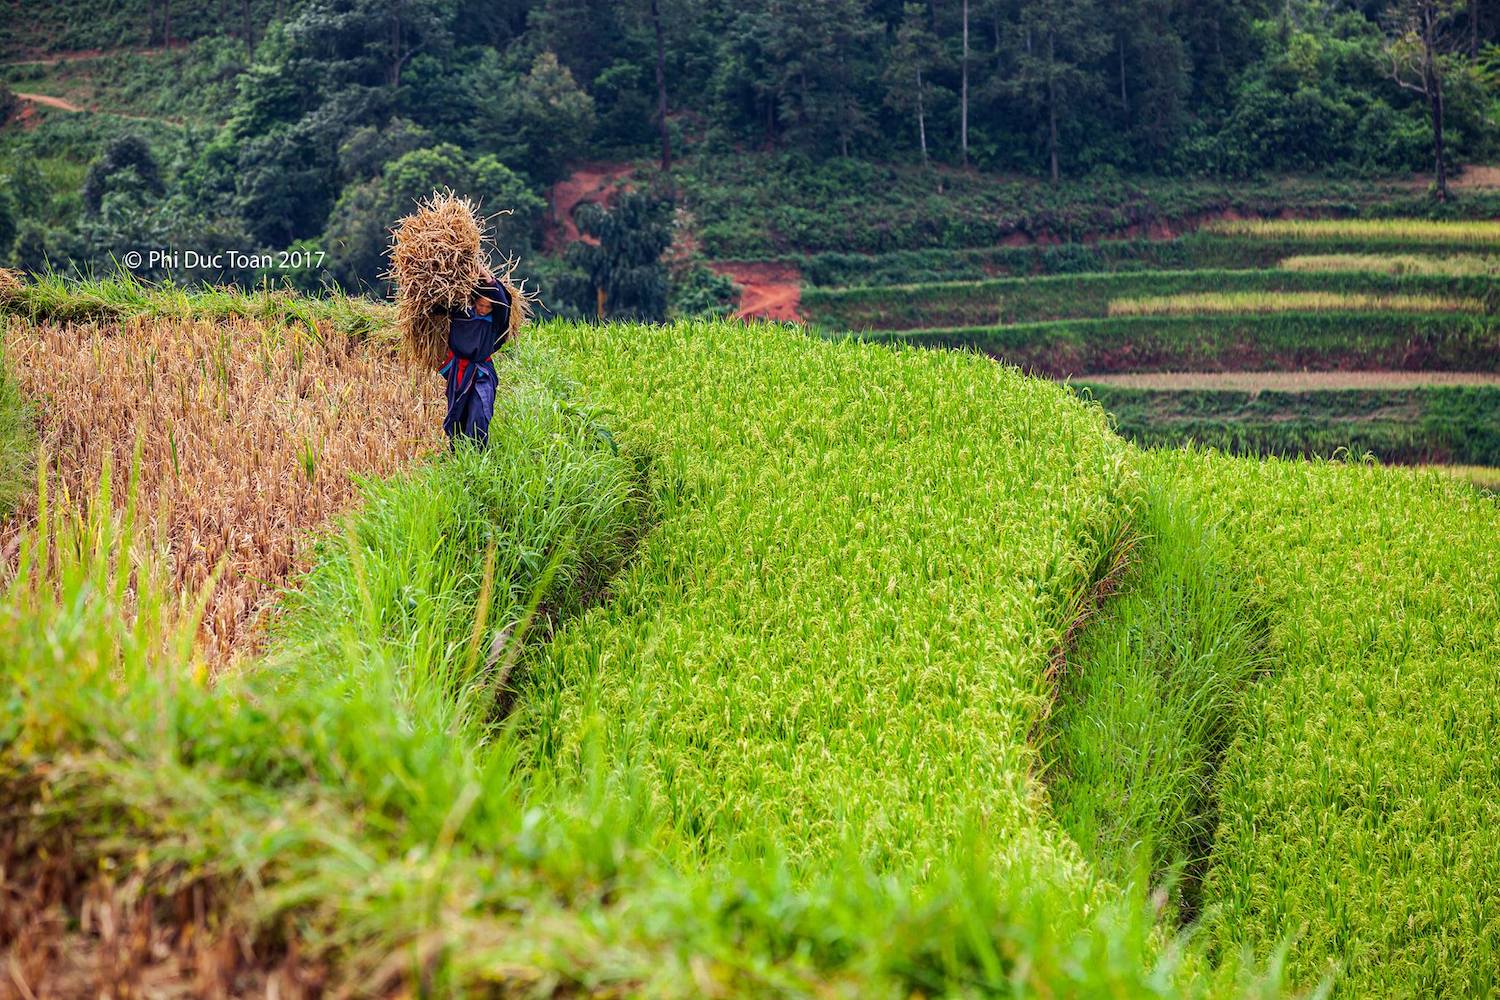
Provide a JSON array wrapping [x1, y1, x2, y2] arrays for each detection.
[[3, 272, 1499, 995]]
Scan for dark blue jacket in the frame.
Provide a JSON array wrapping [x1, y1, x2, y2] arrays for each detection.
[[439, 286, 512, 445]]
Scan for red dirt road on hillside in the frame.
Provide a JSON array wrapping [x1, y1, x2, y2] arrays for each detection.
[[546, 164, 635, 250], [711, 262, 803, 323]]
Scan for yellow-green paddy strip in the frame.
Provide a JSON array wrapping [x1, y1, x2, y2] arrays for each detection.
[[1280, 253, 1500, 277], [1108, 291, 1484, 317], [1155, 451, 1500, 996], [1204, 218, 1500, 244], [519, 319, 1138, 875]]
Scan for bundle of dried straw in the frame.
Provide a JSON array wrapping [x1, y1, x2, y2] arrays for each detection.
[[385, 190, 528, 366], [0, 267, 23, 300]]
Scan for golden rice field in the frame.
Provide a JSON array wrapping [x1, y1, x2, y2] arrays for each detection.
[[1279, 253, 1500, 276], [0, 313, 443, 661], [1204, 218, 1500, 243], [1107, 290, 1485, 317]]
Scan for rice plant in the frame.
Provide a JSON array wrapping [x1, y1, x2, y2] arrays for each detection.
[[0, 310, 1288, 997], [1154, 450, 1500, 996], [5, 280, 1497, 997], [1107, 291, 1485, 317], [1279, 253, 1500, 276], [3, 289, 443, 660], [1205, 218, 1500, 244]]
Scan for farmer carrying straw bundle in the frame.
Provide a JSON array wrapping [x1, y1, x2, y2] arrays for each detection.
[[386, 190, 528, 448]]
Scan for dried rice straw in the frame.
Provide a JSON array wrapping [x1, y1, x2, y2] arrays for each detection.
[[384, 189, 533, 367]]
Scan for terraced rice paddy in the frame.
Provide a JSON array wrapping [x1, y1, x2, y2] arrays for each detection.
[[2, 272, 1498, 997], [810, 221, 1500, 466], [1204, 218, 1500, 244], [1279, 253, 1500, 276], [1105, 290, 1485, 316]]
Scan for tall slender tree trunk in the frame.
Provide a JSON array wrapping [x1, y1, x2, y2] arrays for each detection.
[[651, 0, 672, 171], [960, 0, 969, 167], [916, 66, 928, 165], [1118, 32, 1128, 113], [1471, 0, 1479, 57], [1424, 8, 1447, 201], [163, 0, 172, 47], [1047, 33, 1059, 184], [241, 0, 255, 51]]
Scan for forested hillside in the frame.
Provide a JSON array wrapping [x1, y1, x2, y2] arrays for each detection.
[[2, 0, 1499, 299]]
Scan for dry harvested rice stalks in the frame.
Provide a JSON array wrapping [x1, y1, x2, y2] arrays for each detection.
[[1, 312, 445, 664]]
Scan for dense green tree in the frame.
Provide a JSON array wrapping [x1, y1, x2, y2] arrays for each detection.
[[496, 51, 598, 183], [81, 135, 166, 214], [559, 191, 672, 320], [761, 0, 884, 156], [1003, 0, 1110, 181], [885, 3, 947, 164], [9, 0, 1500, 284], [337, 118, 432, 183], [320, 143, 544, 292]]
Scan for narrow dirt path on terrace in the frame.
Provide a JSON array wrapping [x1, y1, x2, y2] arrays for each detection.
[[11, 91, 183, 126], [710, 261, 803, 323], [1078, 371, 1500, 390], [13, 91, 83, 112]]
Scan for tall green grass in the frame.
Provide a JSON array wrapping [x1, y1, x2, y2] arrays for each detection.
[[1154, 451, 1500, 996], [1045, 482, 1271, 919], [1, 271, 390, 340], [267, 341, 649, 736], [0, 340, 35, 518]]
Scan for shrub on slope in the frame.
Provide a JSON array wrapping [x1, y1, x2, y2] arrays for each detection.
[[1154, 452, 1500, 996]]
